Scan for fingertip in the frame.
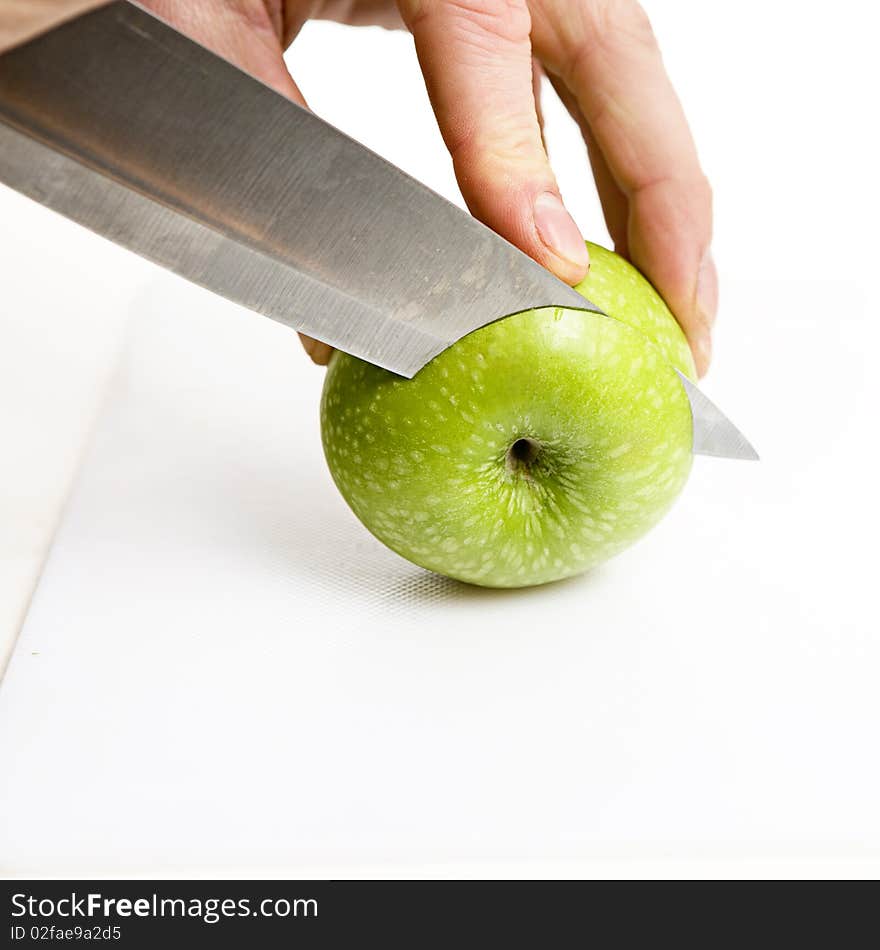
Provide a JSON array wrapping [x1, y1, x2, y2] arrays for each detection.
[[532, 192, 590, 284], [298, 333, 334, 366], [310, 342, 334, 366]]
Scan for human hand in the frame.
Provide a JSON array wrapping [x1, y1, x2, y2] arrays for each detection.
[[143, 0, 717, 375]]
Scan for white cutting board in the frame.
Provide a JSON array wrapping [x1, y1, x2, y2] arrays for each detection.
[[1, 271, 878, 878], [0, 187, 151, 672]]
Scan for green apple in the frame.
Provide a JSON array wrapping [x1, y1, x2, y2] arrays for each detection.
[[320, 242, 696, 588]]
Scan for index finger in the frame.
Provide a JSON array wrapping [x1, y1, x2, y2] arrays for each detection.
[[398, 0, 591, 284]]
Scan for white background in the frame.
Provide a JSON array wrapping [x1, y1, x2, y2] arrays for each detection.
[[1, 2, 878, 878]]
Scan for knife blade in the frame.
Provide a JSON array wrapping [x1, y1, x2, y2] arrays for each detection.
[[0, 0, 756, 459]]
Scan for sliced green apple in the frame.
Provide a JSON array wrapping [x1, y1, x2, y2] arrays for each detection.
[[321, 242, 695, 588]]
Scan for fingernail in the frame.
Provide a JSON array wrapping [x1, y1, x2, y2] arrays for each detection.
[[533, 192, 590, 271], [696, 246, 718, 328], [694, 330, 712, 377]]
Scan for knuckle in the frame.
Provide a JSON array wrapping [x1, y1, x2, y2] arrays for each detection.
[[227, 0, 282, 38], [635, 170, 710, 200], [447, 122, 546, 176], [404, 0, 532, 44], [566, 0, 658, 79], [593, 0, 657, 49], [676, 170, 713, 213], [616, 0, 657, 48]]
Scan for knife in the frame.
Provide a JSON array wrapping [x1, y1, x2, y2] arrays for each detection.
[[0, 0, 756, 460]]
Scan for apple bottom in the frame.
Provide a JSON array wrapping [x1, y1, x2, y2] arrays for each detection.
[[321, 307, 693, 589]]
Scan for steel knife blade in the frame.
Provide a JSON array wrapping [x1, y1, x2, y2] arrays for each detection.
[[0, 0, 756, 459]]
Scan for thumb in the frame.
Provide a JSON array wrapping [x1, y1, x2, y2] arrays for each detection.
[[398, 0, 590, 284]]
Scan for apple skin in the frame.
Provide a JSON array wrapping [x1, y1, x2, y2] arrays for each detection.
[[320, 242, 696, 588]]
